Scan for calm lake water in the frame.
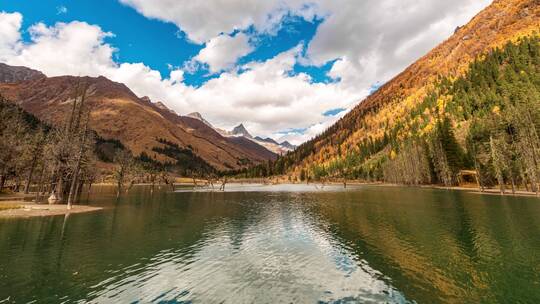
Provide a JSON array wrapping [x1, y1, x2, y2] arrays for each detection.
[[1, 184, 539, 303]]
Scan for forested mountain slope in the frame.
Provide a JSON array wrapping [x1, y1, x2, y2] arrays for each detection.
[[0, 72, 275, 171], [243, 0, 540, 191]]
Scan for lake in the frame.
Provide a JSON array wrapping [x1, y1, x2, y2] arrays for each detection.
[[0, 184, 539, 303]]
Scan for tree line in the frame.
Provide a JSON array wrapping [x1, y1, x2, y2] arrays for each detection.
[[0, 81, 219, 206]]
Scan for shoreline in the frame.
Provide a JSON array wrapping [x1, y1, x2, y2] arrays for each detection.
[[0, 201, 103, 218], [1, 179, 535, 220], [224, 178, 540, 198]]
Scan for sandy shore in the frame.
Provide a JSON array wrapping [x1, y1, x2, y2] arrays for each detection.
[[0, 201, 103, 218]]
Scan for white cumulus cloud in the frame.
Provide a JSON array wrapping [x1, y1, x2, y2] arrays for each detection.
[[5, 19, 116, 77], [192, 33, 253, 74], [119, 0, 317, 44], [305, 0, 492, 88], [0, 11, 23, 61], [0, 0, 492, 145], [0, 13, 360, 144]]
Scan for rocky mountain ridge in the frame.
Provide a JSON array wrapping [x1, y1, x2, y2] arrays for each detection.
[[0, 66, 277, 170], [186, 113, 297, 155]]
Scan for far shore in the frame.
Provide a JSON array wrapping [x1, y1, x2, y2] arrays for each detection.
[[1, 178, 536, 219], [156, 178, 540, 198], [213, 178, 540, 198]]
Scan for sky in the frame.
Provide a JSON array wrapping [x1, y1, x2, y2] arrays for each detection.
[[0, 0, 491, 144]]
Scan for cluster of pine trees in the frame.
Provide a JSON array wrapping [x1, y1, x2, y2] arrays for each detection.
[[239, 36, 540, 193], [150, 138, 215, 177]]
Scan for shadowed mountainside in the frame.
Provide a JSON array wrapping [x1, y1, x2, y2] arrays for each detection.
[[0, 72, 276, 171]]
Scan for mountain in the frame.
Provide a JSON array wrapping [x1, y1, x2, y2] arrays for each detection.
[[255, 136, 279, 145], [231, 123, 252, 138], [254, 136, 297, 154], [184, 113, 283, 157], [227, 136, 277, 161], [261, 0, 540, 183], [181, 109, 296, 155], [185, 109, 297, 157], [154, 101, 177, 115], [0, 63, 45, 83], [217, 122, 297, 154], [186, 112, 213, 127], [0, 69, 276, 171], [279, 141, 295, 150]]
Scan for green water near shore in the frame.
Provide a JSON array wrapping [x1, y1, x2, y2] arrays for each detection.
[[0, 184, 539, 303]]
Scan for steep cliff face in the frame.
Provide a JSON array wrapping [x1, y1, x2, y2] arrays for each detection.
[[0, 72, 275, 171], [285, 0, 540, 176]]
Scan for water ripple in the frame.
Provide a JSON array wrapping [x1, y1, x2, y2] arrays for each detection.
[[2, 185, 539, 303]]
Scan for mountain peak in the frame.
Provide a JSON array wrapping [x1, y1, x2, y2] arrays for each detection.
[[255, 136, 279, 145], [186, 112, 213, 127], [280, 141, 295, 150], [154, 101, 166, 108], [187, 112, 204, 120], [0, 63, 45, 83], [231, 123, 252, 138], [140, 96, 151, 103]]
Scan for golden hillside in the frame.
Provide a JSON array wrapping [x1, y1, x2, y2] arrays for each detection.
[[291, 0, 540, 175]]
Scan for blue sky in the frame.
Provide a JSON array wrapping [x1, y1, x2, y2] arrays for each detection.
[[2, 0, 330, 87], [0, 0, 491, 143], [2, 0, 199, 76]]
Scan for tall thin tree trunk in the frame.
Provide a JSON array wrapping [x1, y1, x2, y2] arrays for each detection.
[[74, 179, 83, 202], [24, 154, 39, 194], [116, 172, 123, 198], [0, 174, 5, 191], [67, 170, 80, 209], [67, 165, 81, 209], [34, 164, 45, 203], [55, 175, 64, 202], [67, 104, 90, 209], [490, 136, 505, 195], [510, 175, 516, 195], [519, 164, 530, 192], [86, 182, 93, 201], [14, 176, 22, 193]]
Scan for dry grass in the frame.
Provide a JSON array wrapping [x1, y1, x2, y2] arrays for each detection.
[[0, 204, 22, 211]]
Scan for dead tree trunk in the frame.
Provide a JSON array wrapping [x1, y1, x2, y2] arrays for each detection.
[[0, 174, 5, 191], [34, 163, 45, 203], [219, 177, 227, 191], [67, 119, 89, 209], [24, 154, 38, 194]]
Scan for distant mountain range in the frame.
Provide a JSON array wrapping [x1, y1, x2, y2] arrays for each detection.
[[0, 64, 285, 171], [186, 113, 296, 155]]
